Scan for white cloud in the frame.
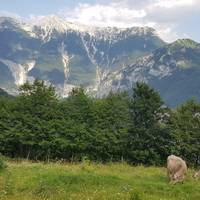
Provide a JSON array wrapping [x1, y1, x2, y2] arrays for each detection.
[[0, 11, 21, 19], [154, 0, 194, 8], [33, 0, 200, 42], [156, 26, 179, 42], [0, 0, 199, 42], [61, 3, 146, 28]]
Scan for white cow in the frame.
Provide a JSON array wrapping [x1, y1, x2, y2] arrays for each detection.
[[167, 155, 187, 184]]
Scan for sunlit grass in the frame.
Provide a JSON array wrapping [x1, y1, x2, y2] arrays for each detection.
[[0, 161, 199, 200]]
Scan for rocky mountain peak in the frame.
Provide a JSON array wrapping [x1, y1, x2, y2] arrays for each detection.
[[2, 16, 200, 106]]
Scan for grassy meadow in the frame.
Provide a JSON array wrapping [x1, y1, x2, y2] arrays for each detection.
[[0, 161, 200, 200]]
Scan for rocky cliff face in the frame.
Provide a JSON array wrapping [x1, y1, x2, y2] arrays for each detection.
[[0, 16, 165, 96], [1, 16, 200, 106], [98, 39, 200, 107]]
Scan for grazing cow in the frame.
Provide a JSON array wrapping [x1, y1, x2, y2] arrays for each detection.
[[193, 170, 200, 180], [167, 155, 187, 184]]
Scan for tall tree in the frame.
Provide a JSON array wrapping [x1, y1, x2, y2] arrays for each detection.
[[127, 82, 174, 165], [170, 100, 200, 166], [91, 91, 131, 161], [12, 80, 58, 159]]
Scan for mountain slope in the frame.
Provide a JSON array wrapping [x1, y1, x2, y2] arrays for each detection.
[[98, 39, 200, 107], [0, 16, 165, 96], [0, 87, 12, 98], [1, 16, 200, 106]]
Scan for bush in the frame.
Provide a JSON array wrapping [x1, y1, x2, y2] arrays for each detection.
[[0, 156, 7, 170]]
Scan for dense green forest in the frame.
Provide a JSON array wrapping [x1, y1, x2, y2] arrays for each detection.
[[0, 80, 200, 166]]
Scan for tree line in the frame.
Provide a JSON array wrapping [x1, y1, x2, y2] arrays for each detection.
[[0, 80, 199, 166]]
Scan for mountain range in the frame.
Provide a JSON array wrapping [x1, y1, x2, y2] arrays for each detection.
[[0, 15, 200, 106]]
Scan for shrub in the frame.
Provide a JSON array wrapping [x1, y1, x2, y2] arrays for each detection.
[[0, 156, 7, 170]]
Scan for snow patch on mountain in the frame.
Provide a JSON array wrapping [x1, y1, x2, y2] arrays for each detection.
[[59, 42, 75, 97], [17, 15, 159, 43], [0, 59, 35, 86]]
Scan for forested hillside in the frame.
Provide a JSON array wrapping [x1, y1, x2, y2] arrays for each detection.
[[0, 80, 199, 166]]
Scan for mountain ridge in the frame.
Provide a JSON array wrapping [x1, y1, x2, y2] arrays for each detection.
[[97, 38, 200, 106], [0, 16, 165, 97], [0, 16, 200, 106]]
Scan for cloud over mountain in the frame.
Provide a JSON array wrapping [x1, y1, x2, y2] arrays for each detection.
[[60, 0, 200, 42]]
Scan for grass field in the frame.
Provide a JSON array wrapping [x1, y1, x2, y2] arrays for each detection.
[[0, 161, 199, 200]]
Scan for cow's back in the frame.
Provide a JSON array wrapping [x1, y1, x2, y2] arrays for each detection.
[[167, 155, 187, 183]]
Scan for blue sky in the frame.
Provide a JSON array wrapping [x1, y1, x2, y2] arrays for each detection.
[[0, 0, 104, 16], [0, 0, 199, 42]]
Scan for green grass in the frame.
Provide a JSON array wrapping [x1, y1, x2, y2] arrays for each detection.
[[0, 161, 199, 200]]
